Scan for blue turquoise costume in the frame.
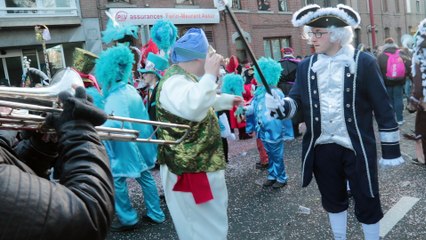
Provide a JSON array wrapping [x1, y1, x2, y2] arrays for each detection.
[[95, 45, 165, 226], [246, 57, 294, 184]]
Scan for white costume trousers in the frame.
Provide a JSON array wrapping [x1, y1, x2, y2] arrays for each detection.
[[160, 164, 228, 240]]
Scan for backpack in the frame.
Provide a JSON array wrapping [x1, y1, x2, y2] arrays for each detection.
[[384, 49, 406, 80]]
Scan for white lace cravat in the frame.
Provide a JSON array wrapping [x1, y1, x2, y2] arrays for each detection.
[[312, 54, 356, 74], [311, 45, 356, 74]]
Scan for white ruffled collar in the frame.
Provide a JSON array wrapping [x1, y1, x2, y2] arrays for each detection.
[[311, 45, 356, 74]]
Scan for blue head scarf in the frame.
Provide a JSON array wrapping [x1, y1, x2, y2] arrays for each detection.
[[170, 28, 208, 63]]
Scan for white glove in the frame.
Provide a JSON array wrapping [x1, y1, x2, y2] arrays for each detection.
[[227, 133, 236, 141], [379, 156, 404, 168], [265, 91, 285, 118]]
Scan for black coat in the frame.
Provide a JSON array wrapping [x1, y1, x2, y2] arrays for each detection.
[[0, 121, 114, 240]]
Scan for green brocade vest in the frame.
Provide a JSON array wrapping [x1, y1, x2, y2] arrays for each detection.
[[155, 65, 225, 175]]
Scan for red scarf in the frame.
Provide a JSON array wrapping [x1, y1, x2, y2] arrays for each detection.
[[73, 68, 101, 92], [173, 172, 214, 204]]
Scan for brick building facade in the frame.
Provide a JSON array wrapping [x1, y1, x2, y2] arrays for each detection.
[[0, 0, 424, 86], [102, 0, 426, 62]]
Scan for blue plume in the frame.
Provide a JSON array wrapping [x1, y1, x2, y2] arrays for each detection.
[[221, 73, 244, 96], [254, 57, 282, 87], [95, 45, 134, 97], [150, 19, 178, 55], [101, 19, 139, 44]]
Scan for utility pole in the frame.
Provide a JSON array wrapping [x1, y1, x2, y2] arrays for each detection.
[[368, 0, 376, 48]]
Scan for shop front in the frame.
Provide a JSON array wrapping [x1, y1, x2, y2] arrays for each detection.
[[108, 7, 221, 45]]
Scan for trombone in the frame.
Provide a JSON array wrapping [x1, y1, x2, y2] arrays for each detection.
[[0, 68, 190, 145]]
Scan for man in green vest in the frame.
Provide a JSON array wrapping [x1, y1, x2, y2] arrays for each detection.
[[156, 28, 243, 240]]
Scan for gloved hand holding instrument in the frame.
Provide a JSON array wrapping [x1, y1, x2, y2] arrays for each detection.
[[45, 86, 107, 130]]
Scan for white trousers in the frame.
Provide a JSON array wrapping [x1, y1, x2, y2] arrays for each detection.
[[160, 165, 228, 240]]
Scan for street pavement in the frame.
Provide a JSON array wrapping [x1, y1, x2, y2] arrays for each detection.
[[107, 109, 426, 240]]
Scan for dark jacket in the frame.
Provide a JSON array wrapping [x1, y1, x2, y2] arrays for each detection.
[[377, 44, 411, 86], [147, 84, 158, 122], [0, 120, 114, 240], [278, 57, 300, 95], [284, 51, 401, 198]]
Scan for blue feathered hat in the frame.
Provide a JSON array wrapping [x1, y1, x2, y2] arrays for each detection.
[[221, 73, 244, 96], [95, 45, 134, 97], [150, 19, 178, 58], [254, 57, 282, 87], [101, 19, 139, 45]]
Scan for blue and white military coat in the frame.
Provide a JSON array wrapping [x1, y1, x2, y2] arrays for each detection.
[[283, 50, 401, 198]]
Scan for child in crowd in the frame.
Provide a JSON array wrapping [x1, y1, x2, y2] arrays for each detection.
[[245, 57, 294, 189]]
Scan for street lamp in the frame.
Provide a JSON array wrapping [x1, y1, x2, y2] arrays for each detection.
[[34, 25, 51, 79]]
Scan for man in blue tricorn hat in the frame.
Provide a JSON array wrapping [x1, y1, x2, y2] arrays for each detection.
[[265, 4, 404, 240]]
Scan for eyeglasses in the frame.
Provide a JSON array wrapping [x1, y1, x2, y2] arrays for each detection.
[[307, 31, 329, 38]]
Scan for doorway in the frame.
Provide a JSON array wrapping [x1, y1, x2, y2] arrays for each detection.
[[0, 49, 23, 87]]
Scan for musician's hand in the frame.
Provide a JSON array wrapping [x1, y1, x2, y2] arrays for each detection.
[[205, 53, 223, 77], [14, 131, 58, 178], [232, 96, 244, 107], [45, 87, 107, 131]]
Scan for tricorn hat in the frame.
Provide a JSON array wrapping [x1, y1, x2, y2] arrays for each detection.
[[138, 52, 169, 79], [292, 4, 360, 28]]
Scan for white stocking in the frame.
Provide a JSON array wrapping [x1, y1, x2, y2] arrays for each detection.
[[362, 222, 379, 240], [328, 210, 348, 240]]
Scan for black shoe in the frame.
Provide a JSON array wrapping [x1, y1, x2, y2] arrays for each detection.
[[256, 162, 268, 169], [263, 179, 276, 187], [272, 181, 287, 189], [110, 220, 139, 232], [411, 158, 426, 166], [153, 162, 160, 170], [239, 134, 253, 140], [142, 215, 164, 224]]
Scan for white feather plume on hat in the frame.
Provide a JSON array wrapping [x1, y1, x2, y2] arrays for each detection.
[[292, 4, 360, 28]]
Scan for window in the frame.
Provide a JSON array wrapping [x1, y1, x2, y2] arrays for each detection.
[[305, 0, 345, 6], [384, 27, 390, 39], [396, 27, 402, 45], [395, 0, 400, 13], [416, 0, 420, 13], [235, 37, 248, 63], [176, 0, 194, 5], [3, 0, 76, 15], [108, 0, 130, 3], [264, 37, 290, 60], [383, 0, 388, 12], [278, 0, 288, 12], [258, 0, 271, 11], [232, 0, 242, 10]]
